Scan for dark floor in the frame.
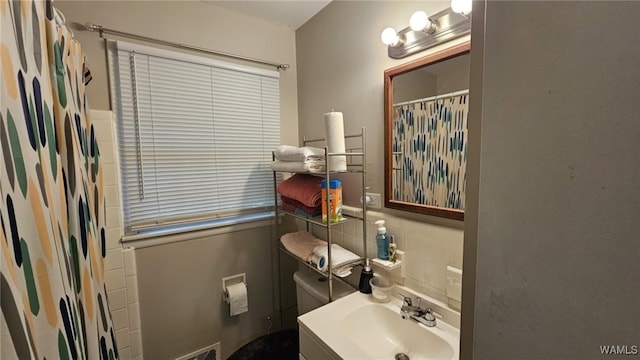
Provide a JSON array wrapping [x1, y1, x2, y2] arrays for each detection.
[[227, 329, 299, 360]]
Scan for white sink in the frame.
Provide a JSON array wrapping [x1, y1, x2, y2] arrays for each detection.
[[298, 290, 460, 360], [342, 304, 455, 359]]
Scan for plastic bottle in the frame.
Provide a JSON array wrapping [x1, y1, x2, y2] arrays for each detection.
[[388, 235, 397, 263], [375, 220, 389, 260]]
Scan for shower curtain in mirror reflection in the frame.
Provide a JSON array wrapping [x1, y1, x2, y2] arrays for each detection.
[[1, 0, 118, 359], [392, 94, 468, 209]]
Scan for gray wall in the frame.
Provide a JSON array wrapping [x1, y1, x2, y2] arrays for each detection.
[[393, 53, 470, 104], [463, 1, 640, 358], [135, 227, 274, 359], [393, 70, 437, 103]]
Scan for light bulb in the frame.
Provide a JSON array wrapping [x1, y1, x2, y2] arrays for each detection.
[[451, 0, 472, 14], [380, 27, 400, 46], [410, 11, 430, 31]]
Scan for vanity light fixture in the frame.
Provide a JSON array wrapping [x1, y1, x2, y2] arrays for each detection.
[[451, 0, 473, 16], [381, 6, 471, 59]]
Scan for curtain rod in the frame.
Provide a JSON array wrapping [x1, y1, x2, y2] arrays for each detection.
[[393, 89, 469, 107], [84, 22, 289, 71]]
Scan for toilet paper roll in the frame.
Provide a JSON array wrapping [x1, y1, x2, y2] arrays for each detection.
[[226, 282, 248, 316], [324, 111, 347, 172]]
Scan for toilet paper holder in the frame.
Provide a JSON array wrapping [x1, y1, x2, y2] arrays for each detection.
[[222, 273, 246, 303]]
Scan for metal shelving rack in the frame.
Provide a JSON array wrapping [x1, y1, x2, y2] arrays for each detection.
[[273, 127, 367, 302]]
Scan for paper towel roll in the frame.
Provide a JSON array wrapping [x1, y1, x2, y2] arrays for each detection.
[[311, 254, 327, 271], [226, 282, 248, 316], [324, 111, 347, 172]]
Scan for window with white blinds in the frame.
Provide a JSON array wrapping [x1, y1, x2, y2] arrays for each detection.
[[108, 41, 280, 235]]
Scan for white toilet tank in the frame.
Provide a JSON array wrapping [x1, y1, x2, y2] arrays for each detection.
[[293, 270, 355, 315]]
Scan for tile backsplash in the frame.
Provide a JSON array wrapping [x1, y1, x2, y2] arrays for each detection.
[[301, 206, 463, 309]]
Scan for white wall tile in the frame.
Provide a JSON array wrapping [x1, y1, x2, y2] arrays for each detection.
[[447, 236, 464, 269], [404, 236, 426, 284], [354, 219, 363, 239], [424, 284, 448, 304], [106, 206, 121, 229], [104, 185, 120, 208], [366, 240, 377, 260], [105, 249, 124, 271], [105, 269, 125, 291], [92, 119, 113, 140], [342, 219, 356, 236], [130, 330, 143, 358], [102, 163, 118, 186], [99, 143, 116, 164], [116, 328, 131, 349], [106, 228, 122, 250], [106, 206, 122, 230], [425, 262, 447, 292], [341, 234, 356, 253], [123, 248, 137, 276], [118, 346, 131, 360], [367, 221, 377, 243], [330, 229, 342, 247], [125, 275, 139, 304], [91, 110, 142, 358], [404, 277, 427, 296], [111, 308, 129, 330], [354, 237, 364, 257], [330, 222, 343, 233], [107, 289, 127, 311], [366, 210, 384, 223], [424, 236, 448, 266], [128, 303, 141, 331]]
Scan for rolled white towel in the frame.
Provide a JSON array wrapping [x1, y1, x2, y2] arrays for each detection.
[[275, 145, 325, 163]]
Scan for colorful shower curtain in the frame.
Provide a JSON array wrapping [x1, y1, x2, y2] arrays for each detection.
[[392, 93, 468, 209], [1, 0, 118, 359]]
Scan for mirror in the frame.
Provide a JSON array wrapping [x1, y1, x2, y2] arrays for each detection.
[[384, 41, 470, 220]]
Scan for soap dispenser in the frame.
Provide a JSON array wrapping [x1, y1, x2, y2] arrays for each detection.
[[375, 220, 390, 260]]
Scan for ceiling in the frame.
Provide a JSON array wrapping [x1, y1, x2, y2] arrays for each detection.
[[205, 1, 332, 30]]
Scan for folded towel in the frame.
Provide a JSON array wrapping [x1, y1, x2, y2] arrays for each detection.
[[280, 231, 327, 262], [281, 196, 321, 216], [270, 160, 325, 174], [310, 253, 354, 278], [294, 208, 319, 219], [312, 244, 360, 278], [276, 174, 323, 208], [275, 145, 325, 163], [281, 200, 320, 218]]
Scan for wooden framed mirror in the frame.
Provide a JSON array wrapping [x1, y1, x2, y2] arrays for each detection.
[[384, 41, 470, 220]]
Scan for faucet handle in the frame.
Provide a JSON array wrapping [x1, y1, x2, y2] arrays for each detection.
[[424, 308, 436, 321], [398, 293, 412, 306]]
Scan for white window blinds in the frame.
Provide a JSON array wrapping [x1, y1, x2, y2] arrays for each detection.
[[109, 41, 280, 234]]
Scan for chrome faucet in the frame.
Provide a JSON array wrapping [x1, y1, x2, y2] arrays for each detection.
[[400, 296, 437, 327]]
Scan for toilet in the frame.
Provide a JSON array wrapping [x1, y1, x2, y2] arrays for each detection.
[[293, 269, 355, 314]]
